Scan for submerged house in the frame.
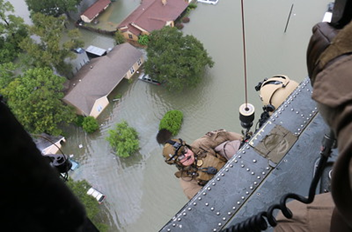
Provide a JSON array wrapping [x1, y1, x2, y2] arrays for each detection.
[[80, 0, 111, 23], [117, 0, 189, 41], [63, 43, 144, 118]]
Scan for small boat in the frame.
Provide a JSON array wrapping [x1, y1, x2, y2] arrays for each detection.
[[138, 73, 161, 85], [87, 187, 106, 204], [197, 0, 219, 5]]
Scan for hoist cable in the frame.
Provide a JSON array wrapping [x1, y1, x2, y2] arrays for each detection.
[[241, 0, 248, 108]]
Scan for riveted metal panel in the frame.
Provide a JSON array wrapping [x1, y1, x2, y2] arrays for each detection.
[[224, 113, 333, 231], [160, 145, 271, 232], [160, 77, 336, 232]]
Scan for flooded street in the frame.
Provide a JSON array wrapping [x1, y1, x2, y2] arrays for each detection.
[[11, 0, 331, 231]]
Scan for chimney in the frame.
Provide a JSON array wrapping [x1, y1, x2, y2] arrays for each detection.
[[162, 0, 167, 5]]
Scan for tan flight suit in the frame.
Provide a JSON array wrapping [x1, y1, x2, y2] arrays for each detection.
[[177, 129, 243, 199], [276, 21, 352, 232]]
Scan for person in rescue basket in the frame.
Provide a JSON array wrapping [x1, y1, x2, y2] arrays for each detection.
[[275, 20, 352, 232], [162, 129, 243, 199]]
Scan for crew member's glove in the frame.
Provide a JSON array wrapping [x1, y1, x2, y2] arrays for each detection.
[[306, 22, 340, 84]]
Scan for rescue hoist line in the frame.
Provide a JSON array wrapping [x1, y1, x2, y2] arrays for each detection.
[[240, 0, 248, 107], [239, 0, 255, 136]]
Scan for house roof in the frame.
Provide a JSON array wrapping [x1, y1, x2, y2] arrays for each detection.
[[63, 43, 143, 116], [118, 0, 188, 35], [81, 0, 111, 21]]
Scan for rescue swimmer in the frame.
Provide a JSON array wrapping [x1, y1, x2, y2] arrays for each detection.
[[161, 76, 299, 200], [162, 129, 243, 199]]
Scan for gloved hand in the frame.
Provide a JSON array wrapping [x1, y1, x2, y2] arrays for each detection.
[[306, 22, 340, 84]]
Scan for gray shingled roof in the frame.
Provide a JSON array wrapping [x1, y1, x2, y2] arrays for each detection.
[[63, 43, 143, 115]]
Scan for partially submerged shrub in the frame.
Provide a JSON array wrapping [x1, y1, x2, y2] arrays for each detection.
[[75, 115, 85, 127], [106, 120, 139, 157], [188, 3, 197, 9], [138, 34, 149, 46], [175, 23, 184, 30], [82, 116, 99, 133], [114, 31, 125, 45], [182, 17, 190, 23], [159, 110, 183, 136]]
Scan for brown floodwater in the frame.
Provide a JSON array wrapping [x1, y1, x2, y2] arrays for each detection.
[[11, 0, 332, 231]]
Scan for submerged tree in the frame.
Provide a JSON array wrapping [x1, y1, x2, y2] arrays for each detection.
[[145, 26, 214, 92], [157, 110, 183, 144], [106, 121, 139, 158], [0, 0, 29, 63], [19, 13, 83, 77], [25, 0, 82, 17], [1, 67, 75, 135]]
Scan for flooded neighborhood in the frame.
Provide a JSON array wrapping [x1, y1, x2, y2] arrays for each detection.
[[8, 0, 332, 231]]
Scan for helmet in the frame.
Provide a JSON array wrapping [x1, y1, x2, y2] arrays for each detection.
[[256, 75, 298, 115], [162, 139, 187, 165]]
